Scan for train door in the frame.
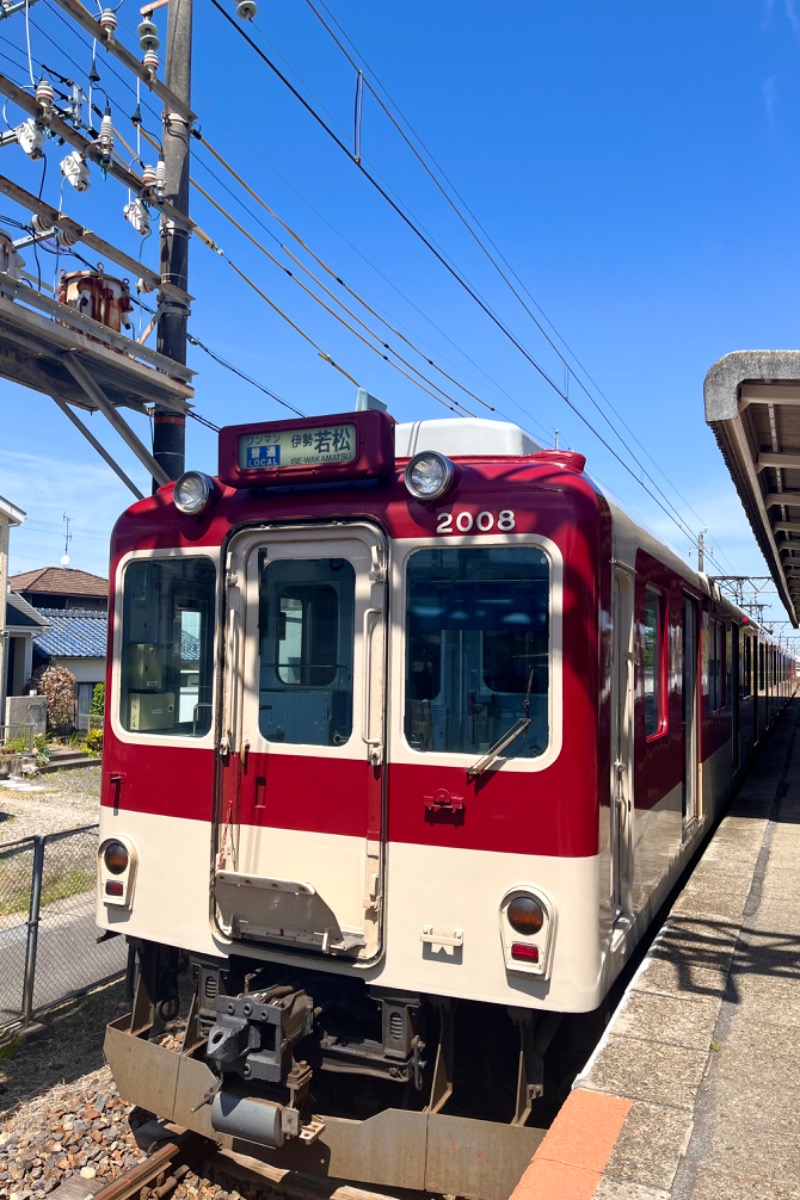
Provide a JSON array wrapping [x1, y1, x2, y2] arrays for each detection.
[[213, 522, 387, 962], [611, 567, 634, 921], [731, 625, 740, 774], [681, 596, 699, 831]]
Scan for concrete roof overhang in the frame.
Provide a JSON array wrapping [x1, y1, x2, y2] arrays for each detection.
[[704, 350, 800, 628]]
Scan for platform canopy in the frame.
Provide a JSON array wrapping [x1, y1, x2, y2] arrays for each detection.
[[705, 350, 800, 628]]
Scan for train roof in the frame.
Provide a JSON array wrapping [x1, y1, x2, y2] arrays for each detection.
[[395, 418, 543, 458]]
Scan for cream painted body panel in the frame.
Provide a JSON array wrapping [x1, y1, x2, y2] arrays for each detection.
[[98, 808, 605, 1011]]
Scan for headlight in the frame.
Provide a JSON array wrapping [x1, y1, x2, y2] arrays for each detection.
[[103, 840, 129, 875], [174, 471, 214, 515], [404, 452, 455, 501]]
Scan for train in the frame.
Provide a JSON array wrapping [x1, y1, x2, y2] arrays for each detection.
[[97, 402, 794, 1199]]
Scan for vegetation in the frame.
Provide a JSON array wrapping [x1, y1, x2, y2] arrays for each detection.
[[34, 664, 77, 734], [83, 728, 104, 756], [91, 682, 105, 716]]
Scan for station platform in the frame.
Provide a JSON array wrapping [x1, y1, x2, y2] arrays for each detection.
[[511, 697, 800, 1200]]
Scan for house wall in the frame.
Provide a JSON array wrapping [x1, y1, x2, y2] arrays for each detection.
[[0, 519, 9, 726], [55, 656, 105, 685]]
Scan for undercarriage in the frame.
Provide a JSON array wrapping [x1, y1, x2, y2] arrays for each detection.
[[105, 939, 597, 1199]]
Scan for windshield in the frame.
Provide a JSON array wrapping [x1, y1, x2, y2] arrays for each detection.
[[119, 556, 216, 737], [405, 545, 550, 758]]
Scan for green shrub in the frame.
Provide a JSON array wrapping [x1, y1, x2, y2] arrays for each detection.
[[91, 682, 105, 716], [83, 728, 104, 756]]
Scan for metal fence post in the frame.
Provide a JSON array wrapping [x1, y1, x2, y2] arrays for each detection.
[[21, 835, 45, 1024]]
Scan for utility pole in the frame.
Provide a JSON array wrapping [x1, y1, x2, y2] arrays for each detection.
[[697, 530, 706, 573], [154, 0, 193, 486]]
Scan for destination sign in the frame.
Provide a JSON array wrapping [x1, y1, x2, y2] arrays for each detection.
[[239, 424, 357, 471], [219, 410, 396, 488]]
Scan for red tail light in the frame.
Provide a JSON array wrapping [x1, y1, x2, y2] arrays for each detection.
[[105, 881, 124, 897], [511, 943, 539, 963]]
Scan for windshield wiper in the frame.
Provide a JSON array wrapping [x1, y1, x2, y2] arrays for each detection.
[[467, 670, 534, 778]]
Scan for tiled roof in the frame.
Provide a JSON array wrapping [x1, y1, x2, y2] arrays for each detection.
[[33, 608, 107, 659], [5, 593, 50, 631], [9, 566, 108, 598]]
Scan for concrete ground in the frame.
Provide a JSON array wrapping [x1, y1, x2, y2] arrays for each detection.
[[511, 698, 800, 1200]]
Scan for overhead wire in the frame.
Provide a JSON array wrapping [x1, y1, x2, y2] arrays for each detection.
[[212, 0, 730, 569], [301, 0, 737, 571], [190, 83, 550, 436], [193, 135, 497, 419], [188, 161, 476, 417], [0, 10, 312, 430]]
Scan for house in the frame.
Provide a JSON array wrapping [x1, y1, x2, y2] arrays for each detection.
[[0, 494, 31, 725], [7, 566, 109, 732], [9, 566, 108, 613], [32, 608, 108, 730]]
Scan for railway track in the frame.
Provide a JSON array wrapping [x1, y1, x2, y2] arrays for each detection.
[[85, 1129, 404, 1200]]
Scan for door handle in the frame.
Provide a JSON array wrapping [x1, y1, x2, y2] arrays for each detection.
[[361, 607, 382, 766], [240, 739, 250, 772]]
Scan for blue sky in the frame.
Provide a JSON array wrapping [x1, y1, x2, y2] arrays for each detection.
[[1, 1, 800, 638]]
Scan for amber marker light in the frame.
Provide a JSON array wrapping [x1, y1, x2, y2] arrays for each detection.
[[103, 840, 129, 875], [507, 894, 545, 935]]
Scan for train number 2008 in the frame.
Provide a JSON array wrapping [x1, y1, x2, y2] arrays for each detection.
[[435, 509, 516, 534]]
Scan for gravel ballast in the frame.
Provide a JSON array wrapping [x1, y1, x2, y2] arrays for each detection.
[[0, 767, 101, 844]]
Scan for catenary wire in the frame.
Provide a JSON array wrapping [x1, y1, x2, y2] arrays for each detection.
[[212, 0, 729, 568], [301, 0, 736, 571]]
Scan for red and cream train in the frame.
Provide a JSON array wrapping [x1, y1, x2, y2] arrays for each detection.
[[97, 406, 793, 1199]]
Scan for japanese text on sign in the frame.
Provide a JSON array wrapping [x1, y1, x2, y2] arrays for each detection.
[[239, 424, 357, 470]]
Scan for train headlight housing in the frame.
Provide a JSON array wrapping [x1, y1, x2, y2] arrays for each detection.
[[174, 471, 214, 515], [404, 452, 455, 501], [500, 887, 554, 978], [98, 836, 137, 908], [507, 894, 545, 935], [103, 840, 129, 875]]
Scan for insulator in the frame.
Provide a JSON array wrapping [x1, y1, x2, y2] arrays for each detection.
[[55, 224, 79, 248], [88, 56, 101, 84], [131, 102, 142, 127], [96, 107, 114, 167], [138, 18, 159, 51], [31, 212, 55, 236], [35, 78, 55, 113], [236, 0, 258, 18], [123, 198, 151, 237], [16, 119, 44, 159], [99, 7, 117, 36], [141, 163, 157, 189], [137, 275, 156, 294], [142, 48, 159, 75], [154, 157, 167, 195], [60, 150, 90, 192]]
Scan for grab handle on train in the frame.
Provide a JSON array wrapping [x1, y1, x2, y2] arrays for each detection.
[[361, 607, 383, 767]]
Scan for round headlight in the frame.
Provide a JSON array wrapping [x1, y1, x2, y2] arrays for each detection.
[[103, 840, 129, 875], [404, 452, 455, 501], [174, 471, 213, 515], [507, 894, 545, 935]]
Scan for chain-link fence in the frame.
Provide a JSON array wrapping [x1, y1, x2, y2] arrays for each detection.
[[0, 825, 127, 1031]]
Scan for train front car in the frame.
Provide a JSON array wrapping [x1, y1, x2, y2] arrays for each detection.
[[98, 409, 611, 1199]]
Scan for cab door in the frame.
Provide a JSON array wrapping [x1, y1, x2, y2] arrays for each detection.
[[214, 522, 387, 962]]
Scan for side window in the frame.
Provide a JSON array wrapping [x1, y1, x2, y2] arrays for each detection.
[[708, 619, 723, 711], [642, 587, 664, 738], [742, 634, 752, 699]]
